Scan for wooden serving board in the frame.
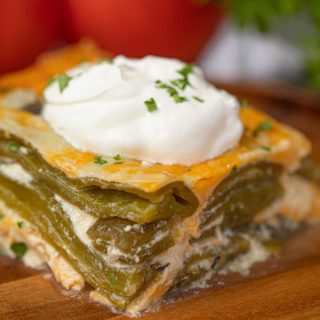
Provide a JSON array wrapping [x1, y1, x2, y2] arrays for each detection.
[[1, 226, 320, 320], [1, 83, 320, 319]]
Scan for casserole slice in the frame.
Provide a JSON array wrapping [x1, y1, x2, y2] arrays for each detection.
[[0, 42, 319, 314]]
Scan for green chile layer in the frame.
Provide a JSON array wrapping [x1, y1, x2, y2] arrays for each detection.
[[0, 134, 288, 307], [200, 161, 284, 231], [0, 134, 198, 225], [0, 173, 156, 309]]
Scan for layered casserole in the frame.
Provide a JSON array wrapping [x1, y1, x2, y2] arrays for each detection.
[[0, 41, 319, 314]]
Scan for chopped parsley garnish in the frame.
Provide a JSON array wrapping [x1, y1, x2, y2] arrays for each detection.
[[155, 80, 187, 103], [94, 156, 108, 165], [260, 145, 272, 152], [46, 73, 73, 92], [47, 77, 55, 86], [231, 165, 238, 174], [57, 73, 72, 93], [114, 154, 122, 162], [193, 96, 204, 103], [96, 58, 113, 64], [240, 99, 249, 108], [17, 221, 24, 229], [8, 141, 20, 152], [0, 212, 4, 220], [171, 63, 194, 90], [253, 120, 273, 137], [10, 242, 28, 258], [153, 63, 196, 104], [144, 98, 158, 112]]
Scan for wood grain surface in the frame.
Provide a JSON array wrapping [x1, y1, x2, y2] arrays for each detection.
[[1, 83, 320, 319]]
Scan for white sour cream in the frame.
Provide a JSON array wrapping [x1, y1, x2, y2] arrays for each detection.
[[43, 56, 243, 165]]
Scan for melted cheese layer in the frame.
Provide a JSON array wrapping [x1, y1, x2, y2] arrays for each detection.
[[0, 106, 311, 206]]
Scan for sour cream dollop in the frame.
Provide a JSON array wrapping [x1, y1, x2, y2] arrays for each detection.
[[43, 56, 243, 165]]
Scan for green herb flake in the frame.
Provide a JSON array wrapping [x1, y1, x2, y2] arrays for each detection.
[[155, 80, 188, 104], [8, 141, 21, 153], [179, 63, 194, 76], [144, 98, 158, 112], [193, 96, 204, 103], [173, 93, 187, 104], [253, 120, 273, 137], [94, 156, 108, 165], [260, 145, 272, 152], [0, 212, 4, 220], [96, 58, 113, 64], [47, 77, 56, 87], [231, 165, 238, 174], [10, 242, 28, 258], [172, 63, 194, 90], [240, 99, 249, 108], [114, 154, 122, 162], [58, 73, 72, 93], [17, 221, 24, 229]]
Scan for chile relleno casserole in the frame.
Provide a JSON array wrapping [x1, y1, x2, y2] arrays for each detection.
[[0, 41, 320, 314]]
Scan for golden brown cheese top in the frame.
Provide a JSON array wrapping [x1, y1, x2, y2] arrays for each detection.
[[0, 106, 310, 203], [0, 40, 107, 97]]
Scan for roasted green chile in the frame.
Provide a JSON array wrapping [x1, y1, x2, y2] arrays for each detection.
[[0, 134, 198, 224], [0, 172, 156, 309], [173, 236, 250, 289], [200, 162, 284, 230], [174, 222, 294, 292], [0, 132, 290, 307], [88, 218, 175, 264]]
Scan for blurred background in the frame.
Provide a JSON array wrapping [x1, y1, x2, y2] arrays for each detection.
[[1, 0, 320, 157], [0, 0, 320, 91]]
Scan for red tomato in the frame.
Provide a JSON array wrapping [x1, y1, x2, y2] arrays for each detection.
[[63, 0, 223, 62], [0, 0, 64, 74]]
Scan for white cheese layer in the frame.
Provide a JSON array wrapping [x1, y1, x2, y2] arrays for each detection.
[[0, 163, 33, 186], [54, 195, 97, 247]]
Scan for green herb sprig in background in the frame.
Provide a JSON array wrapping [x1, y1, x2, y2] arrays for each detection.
[[220, 0, 320, 90]]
